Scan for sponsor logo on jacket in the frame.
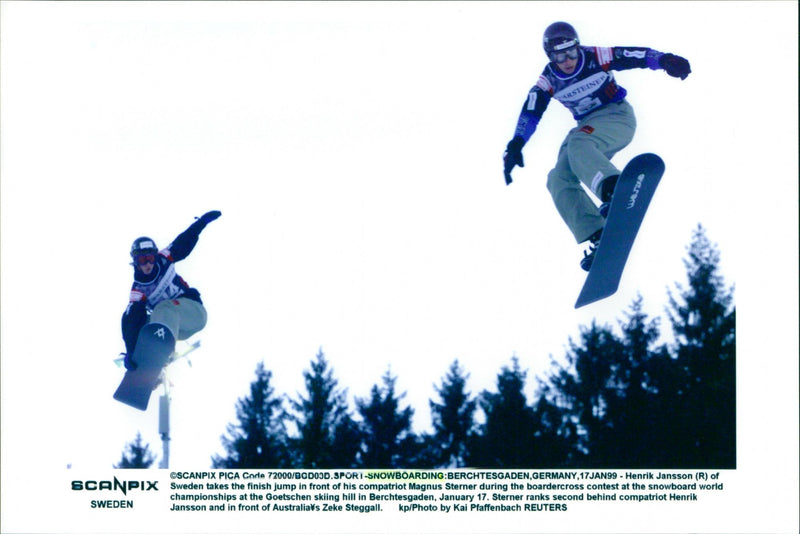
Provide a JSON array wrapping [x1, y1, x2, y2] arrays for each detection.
[[554, 72, 609, 102]]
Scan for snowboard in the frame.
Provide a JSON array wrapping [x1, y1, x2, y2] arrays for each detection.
[[113, 323, 176, 410], [575, 153, 665, 308]]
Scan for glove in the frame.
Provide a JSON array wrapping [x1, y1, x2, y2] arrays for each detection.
[[503, 136, 525, 185], [198, 210, 222, 225], [659, 53, 691, 80], [122, 352, 138, 371]]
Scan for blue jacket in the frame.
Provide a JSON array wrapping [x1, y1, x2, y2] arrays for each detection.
[[514, 46, 665, 141]]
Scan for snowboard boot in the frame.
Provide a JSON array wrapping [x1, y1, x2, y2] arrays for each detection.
[[580, 229, 603, 272], [598, 174, 618, 218]]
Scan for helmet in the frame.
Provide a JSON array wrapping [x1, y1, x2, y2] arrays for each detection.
[[543, 22, 579, 58], [130, 236, 158, 258]]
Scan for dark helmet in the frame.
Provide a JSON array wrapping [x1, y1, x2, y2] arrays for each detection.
[[543, 21, 579, 58], [130, 236, 158, 258]]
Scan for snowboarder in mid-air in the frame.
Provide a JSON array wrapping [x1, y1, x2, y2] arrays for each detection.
[[121, 210, 221, 370], [503, 22, 690, 271]]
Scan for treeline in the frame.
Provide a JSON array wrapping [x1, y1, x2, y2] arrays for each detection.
[[117, 225, 734, 470]]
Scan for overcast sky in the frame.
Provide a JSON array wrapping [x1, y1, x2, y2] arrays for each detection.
[[1, 2, 798, 531]]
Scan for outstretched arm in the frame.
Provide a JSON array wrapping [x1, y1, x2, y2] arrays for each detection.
[[167, 210, 222, 262], [606, 46, 691, 79]]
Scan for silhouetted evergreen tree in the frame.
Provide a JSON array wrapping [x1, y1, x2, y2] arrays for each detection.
[[537, 226, 735, 469], [543, 322, 628, 467], [114, 432, 156, 468], [528, 393, 575, 467], [536, 356, 581, 467], [355, 370, 418, 468], [428, 359, 477, 467], [472, 357, 543, 467], [608, 297, 675, 467], [666, 224, 736, 468], [289, 349, 360, 468], [212, 362, 289, 468], [538, 300, 680, 468]]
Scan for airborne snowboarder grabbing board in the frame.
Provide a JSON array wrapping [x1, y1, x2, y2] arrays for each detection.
[[502, 22, 690, 273], [114, 210, 220, 410]]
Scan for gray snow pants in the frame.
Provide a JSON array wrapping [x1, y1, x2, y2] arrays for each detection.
[[150, 297, 207, 341], [546, 100, 637, 243]]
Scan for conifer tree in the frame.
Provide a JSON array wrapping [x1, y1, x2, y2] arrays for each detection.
[[212, 362, 289, 468], [537, 226, 735, 468], [528, 393, 575, 467], [610, 296, 675, 467], [429, 359, 477, 467], [472, 357, 542, 467], [114, 432, 157, 468], [355, 370, 416, 468], [540, 297, 716, 468], [543, 323, 627, 467], [666, 224, 736, 467], [289, 349, 360, 468]]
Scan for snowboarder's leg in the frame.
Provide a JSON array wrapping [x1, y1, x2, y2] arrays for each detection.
[[121, 301, 148, 367], [150, 298, 207, 341], [546, 138, 605, 244], [174, 298, 207, 340], [566, 101, 636, 198]]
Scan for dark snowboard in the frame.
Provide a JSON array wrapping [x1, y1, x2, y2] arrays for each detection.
[[575, 153, 665, 308], [113, 323, 176, 410]]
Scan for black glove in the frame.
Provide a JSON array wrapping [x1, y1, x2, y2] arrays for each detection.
[[122, 352, 138, 371], [659, 53, 691, 80], [503, 136, 525, 185], [198, 210, 221, 225]]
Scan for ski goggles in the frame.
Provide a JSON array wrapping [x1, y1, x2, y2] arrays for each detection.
[[134, 253, 156, 265], [550, 46, 579, 64]]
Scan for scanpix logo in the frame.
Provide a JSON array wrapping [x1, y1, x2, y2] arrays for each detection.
[[71, 478, 159, 495], [627, 174, 646, 209]]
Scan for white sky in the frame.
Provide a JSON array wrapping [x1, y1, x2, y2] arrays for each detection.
[[1, 1, 798, 532]]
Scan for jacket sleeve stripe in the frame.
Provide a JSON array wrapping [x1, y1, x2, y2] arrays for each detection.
[[595, 46, 614, 68]]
